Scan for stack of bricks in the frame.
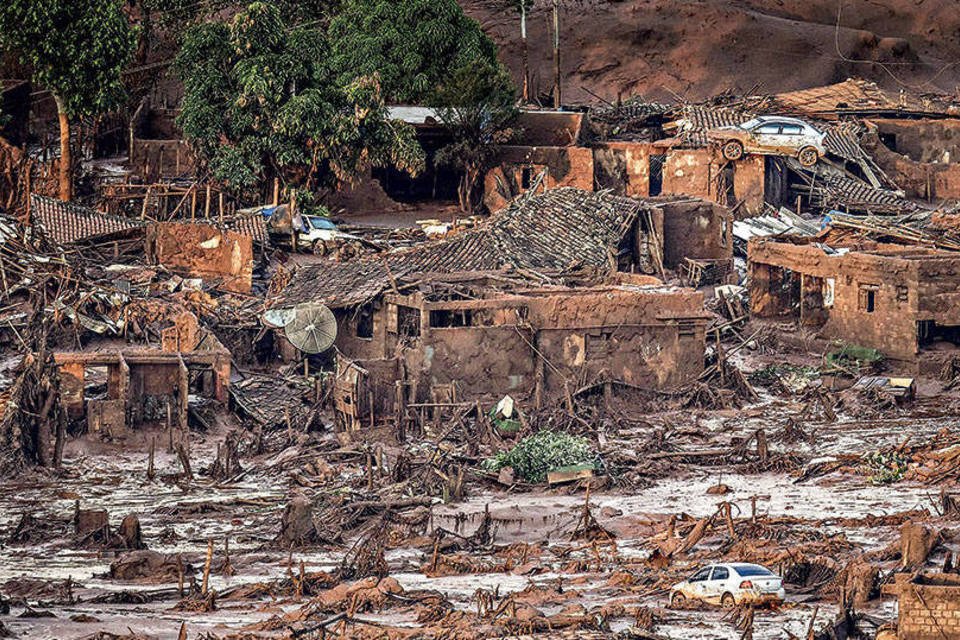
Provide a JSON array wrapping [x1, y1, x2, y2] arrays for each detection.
[[896, 572, 960, 639]]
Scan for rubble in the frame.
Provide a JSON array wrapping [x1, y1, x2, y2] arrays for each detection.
[[4, 69, 960, 640]]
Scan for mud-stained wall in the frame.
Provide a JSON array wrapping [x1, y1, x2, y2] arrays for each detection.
[[483, 146, 594, 211], [146, 222, 253, 294], [824, 251, 919, 361], [863, 129, 960, 200], [663, 149, 765, 216], [746, 240, 960, 362], [653, 199, 733, 269], [333, 286, 706, 405], [405, 327, 536, 402], [870, 118, 960, 163], [528, 287, 705, 390], [593, 141, 652, 196], [896, 573, 960, 640]]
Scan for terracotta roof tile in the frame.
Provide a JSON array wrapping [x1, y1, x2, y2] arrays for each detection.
[[31, 195, 145, 245], [274, 188, 648, 309]]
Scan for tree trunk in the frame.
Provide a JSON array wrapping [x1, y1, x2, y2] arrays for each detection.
[[54, 95, 72, 201]]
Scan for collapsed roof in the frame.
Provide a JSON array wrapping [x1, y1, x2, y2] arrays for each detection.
[[30, 194, 270, 247], [272, 188, 653, 309]]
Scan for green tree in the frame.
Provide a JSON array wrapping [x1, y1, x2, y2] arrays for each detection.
[[434, 58, 518, 212], [0, 1, 138, 201], [174, 2, 424, 199], [328, 0, 500, 104]]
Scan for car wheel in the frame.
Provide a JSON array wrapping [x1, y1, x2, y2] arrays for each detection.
[[721, 592, 736, 608], [312, 240, 327, 256], [722, 140, 744, 161], [670, 592, 686, 608], [798, 146, 819, 167]]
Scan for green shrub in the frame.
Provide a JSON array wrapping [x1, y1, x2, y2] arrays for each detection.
[[482, 430, 594, 483], [860, 451, 908, 485]]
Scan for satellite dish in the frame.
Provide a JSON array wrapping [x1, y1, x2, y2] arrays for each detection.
[[262, 306, 297, 329], [284, 303, 338, 354]]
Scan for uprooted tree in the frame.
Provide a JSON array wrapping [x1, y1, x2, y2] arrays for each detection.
[[175, 1, 425, 202], [0, 0, 138, 201]]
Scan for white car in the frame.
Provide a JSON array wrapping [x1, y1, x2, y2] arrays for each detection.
[[670, 563, 785, 608], [707, 116, 827, 167], [298, 215, 360, 253]]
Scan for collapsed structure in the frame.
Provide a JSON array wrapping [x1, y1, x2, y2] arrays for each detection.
[[270, 188, 724, 429], [748, 211, 960, 372]]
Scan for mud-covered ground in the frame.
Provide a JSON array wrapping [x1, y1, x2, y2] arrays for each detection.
[[2, 341, 958, 639]]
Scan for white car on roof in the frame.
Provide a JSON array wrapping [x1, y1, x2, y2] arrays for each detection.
[[670, 562, 785, 608], [707, 116, 827, 167]]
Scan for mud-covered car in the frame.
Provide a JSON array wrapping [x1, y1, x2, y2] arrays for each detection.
[[670, 563, 785, 608], [707, 116, 826, 167]]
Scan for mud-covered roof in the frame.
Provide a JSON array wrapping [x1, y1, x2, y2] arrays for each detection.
[[31, 194, 145, 245], [770, 79, 960, 118], [31, 194, 269, 247], [273, 188, 649, 309]]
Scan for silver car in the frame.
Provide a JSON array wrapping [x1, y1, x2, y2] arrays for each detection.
[[670, 562, 785, 608], [707, 116, 827, 167]]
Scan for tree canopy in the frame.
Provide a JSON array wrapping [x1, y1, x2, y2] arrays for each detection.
[[434, 58, 518, 212], [0, 0, 138, 119], [0, 0, 138, 199], [327, 0, 500, 104], [175, 1, 424, 199]]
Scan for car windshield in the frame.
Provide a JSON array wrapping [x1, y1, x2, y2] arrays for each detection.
[[739, 117, 764, 129], [734, 565, 774, 577], [306, 216, 337, 230]]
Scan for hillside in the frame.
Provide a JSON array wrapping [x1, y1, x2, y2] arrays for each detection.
[[461, 0, 960, 104]]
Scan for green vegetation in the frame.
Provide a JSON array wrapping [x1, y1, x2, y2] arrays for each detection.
[[0, 0, 138, 200], [825, 342, 884, 373], [860, 451, 909, 485], [433, 58, 518, 212], [174, 2, 424, 198], [483, 430, 595, 483], [328, 0, 500, 104]]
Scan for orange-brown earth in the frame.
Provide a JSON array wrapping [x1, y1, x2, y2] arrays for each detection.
[[461, 0, 960, 104]]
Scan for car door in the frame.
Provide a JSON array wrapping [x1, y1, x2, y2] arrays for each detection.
[[749, 123, 783, 152], [704, 566, 730, 603], [778, 123, 805, 152], [687, 566, 713, 601]]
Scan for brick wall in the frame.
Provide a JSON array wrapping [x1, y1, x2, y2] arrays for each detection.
[[897, 573, 960, 639]]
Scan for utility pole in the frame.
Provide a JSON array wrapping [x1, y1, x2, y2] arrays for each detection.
[[521, 0, 529, 103], [552, 0, 561, 109]]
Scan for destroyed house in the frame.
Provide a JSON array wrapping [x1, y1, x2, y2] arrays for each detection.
[[54, 308, 231, 437], [589, 81, 921, 216], [271, 188, 709, 425], [748, 233, 960, 372], [483, 110, 593, 211], [30, 195, 258, 294]]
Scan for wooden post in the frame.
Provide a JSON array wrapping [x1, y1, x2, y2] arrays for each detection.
[[552, 0, 561, 109], [190, 185, 197, 221], [218, 191, 224, 224], [140, 186, 151, 220], [521, 0, 529, 103], [273, 178, 280, 206], [204, 185, 211, 219], [201, 538, 213, 595], [289, 189, 297, 252], [167, 401, 174, 451], [177, 554, 184, 596], [147, 436, 155, 480]]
